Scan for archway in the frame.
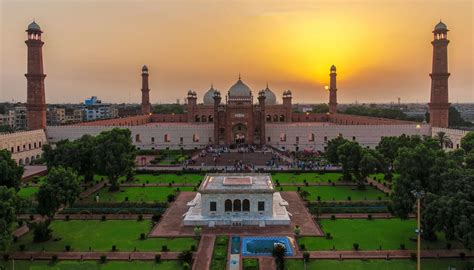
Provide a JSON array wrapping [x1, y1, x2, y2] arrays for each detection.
[[232, 124, 247, 144]]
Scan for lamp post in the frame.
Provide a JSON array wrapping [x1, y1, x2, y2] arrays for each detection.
[[411, 190, 425, 270]]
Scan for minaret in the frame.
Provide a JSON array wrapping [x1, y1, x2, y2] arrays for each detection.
[[25, 21, 46, 130], [329, 65, 338, 114], [141, 65, 151, 115], [213, 91, 222, 145], [282, 90, 292, 122], [258, 90, 266, 145], [428, 21, 450, 128]]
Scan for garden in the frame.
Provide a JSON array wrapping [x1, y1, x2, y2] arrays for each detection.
[[298, 219, 462, 251], [279, 185, 386, 201], [0, 260, 183, 270], [87, 186, 194, 203], [10, 220, 197, 252]]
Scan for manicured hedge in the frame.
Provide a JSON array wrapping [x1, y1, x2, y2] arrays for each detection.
[[60, 202, 168, 215], [307, 201, 389, 214], [210, 236, 229, 270]]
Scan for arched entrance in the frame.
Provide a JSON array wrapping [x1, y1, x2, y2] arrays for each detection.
[[232, 124, 247, 144]]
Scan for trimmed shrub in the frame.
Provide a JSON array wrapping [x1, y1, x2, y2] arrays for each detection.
[[51, 255, 58, 262], [353, 243, 359, 250], [191, 245, 196, 251], [326, 232, 332, 239], [138, 214, 143, 221], [460, 252, 466, 259], [410, 253, 416, 261], [347, 196, 351, 201], [317, 196, 321, 201], [299, 244, 305, 250], [65, 245, 71, 251], [65, 215, 70, 221], [303, 252, 310, 262], [125, 197, 129, 202], [152, 214, 162, 222], [3, 254, 10, 261], [367, 214, 372, 220], [140, 233, 146, 240], [112, 245, 117, 252], [331, 215, 336, 220], [155, 254, 161, 263], [167, 194, 176, 203], [162, 245, 169, 252], [100, 255, 107, 263], [400, 244, 405, 250], [19, 244, 25, 251], [101, 215, 106, 221], [446, 243, 451, 250]]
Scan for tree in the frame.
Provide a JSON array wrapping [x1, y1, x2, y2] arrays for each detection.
[[325, 137, 349, 164], [434, 131, 452, 149], [178, 250, 193, 265], [152, 104, 185, 114], [0, 149, 24, 190], [272, 243, 286, 270], [448, 107, 473, 128], [37, 167, 81, 218], [311, 104, 329, 113], [461, 132, 474, 153], [0, 187, 21, 251], [337, 141, 362, 182], [42, 134, 96, 182], [94, 128, 136, 191]]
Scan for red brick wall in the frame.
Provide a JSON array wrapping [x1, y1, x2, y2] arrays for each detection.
[[292, 113, 329, 122], [150, 114, 187, 122], [329, 113, 416, 125], [73, 115, 151, 126]]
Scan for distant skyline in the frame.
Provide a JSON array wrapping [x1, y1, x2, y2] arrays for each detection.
[[1, 0, 473, 104]]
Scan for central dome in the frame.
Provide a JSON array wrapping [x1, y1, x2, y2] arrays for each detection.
[[228, 78, 252, 97], [203, 85, 217, 105]]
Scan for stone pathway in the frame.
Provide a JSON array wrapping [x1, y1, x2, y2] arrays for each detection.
[[22, 165, 47, 180], [308, 249, 474, 259], [317, 213, 415, 219], [192, 235, 215, 270], [281, 192, 324, 236], [259, 257, 276, 270], [79, 182, 107, 199], [367, 178, 391, 193], [4, 251, 181, 260]]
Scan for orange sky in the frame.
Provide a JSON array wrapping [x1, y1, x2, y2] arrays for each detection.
[[1, 0, 473, 104]]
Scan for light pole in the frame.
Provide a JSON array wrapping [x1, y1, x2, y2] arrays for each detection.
[[411, 190, 425, 270]]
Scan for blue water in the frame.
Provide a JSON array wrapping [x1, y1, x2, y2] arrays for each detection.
[[231, 236, 241, 254], [241, 236, 293, 256]]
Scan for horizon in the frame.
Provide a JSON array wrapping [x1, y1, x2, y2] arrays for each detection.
[[1, 0, 473, 104]]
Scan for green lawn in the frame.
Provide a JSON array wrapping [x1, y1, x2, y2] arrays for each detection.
[[243, 258, 259, 270], [285, 259, 474, 270], [17, 187, 39, 199], [272, 172, 343, 184], [369, 173, 399, 186], [10, 220, 197, 252], [0, 260, 182, 270], [299, 219, 462, 251], [210, 235, 229, 270], [280, 186, 386, 201], [89, 186, 194, 203], [119, 173, 203, 184]]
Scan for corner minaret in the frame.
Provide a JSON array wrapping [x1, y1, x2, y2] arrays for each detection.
[[213, 91, 222, 145], [258, 90, 266, 145], [141, 65, 151, 115], [429, 21, 450, 128], [329, 65, 338, 114], [25, 21, 46, 130]]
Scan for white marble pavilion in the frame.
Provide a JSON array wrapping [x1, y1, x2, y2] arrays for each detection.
[[183, 173, 291, 227]]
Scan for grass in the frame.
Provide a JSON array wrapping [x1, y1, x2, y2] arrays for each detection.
[[0, 260, 182, 270], [299, 219, 462, 251], [119, 173, 203, 184], [242, 258, 259, 270], [271, 172, 343, 184], [285, 259, 474, 270], [210, 235, 229, 270], [279, 186, 387, 201], [10, 220, 197, 252], [88, 186, 194, 203], [17, 186, 39, 199]]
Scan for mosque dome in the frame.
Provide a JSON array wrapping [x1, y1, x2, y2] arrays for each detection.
[[27, 21, 41, 31], [434, 21, 447, 31], [228, 77, 252, 97], [203, 85, 217, 105], [263, 85, 277, 105]]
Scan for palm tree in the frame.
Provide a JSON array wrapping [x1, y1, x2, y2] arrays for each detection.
[[435, 131, 452, 149], [272, 244, 286, 270]]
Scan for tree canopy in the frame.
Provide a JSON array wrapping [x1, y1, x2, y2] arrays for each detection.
[[0, 187, 22, 251], [343, 105, 422, 122], [94, 128, 136, 191], [0, 149, 24, 190], [152, 104, 185, 114]]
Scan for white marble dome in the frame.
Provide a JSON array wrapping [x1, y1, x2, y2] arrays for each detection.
[[228, 78, 252, 97], [203, 85, 217, 105], [263, 85, 277, 105]]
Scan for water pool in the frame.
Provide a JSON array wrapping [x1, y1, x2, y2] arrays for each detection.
[[241, 236, 294, 256], [231, 236, 241, 254]]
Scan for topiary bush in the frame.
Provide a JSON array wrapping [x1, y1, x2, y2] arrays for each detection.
[[353, 243, 359, 250], [100, 255, 107, 263], [162, 245, 169, 252], [155, 254, 161, 263]]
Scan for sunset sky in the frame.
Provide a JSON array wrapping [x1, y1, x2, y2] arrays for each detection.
[[1, 0, 473, 104]]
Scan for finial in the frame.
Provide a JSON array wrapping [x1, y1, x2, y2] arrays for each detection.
[[266, 82, 269, 89], [238, 73, 241, 80]]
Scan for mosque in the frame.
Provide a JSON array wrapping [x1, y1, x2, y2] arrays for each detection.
[[1, 21, 469, 166]]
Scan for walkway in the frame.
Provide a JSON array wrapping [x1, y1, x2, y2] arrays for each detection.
[[192, 235, 215, 270], [22, 165, 47, 180], [259, 257, 276, 270], [281, 192, 324, 236], [4, 251, 181, 260], [367, 178, 391, 193], [308, 249, 474, 259], [317, 213, 415, 219]]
